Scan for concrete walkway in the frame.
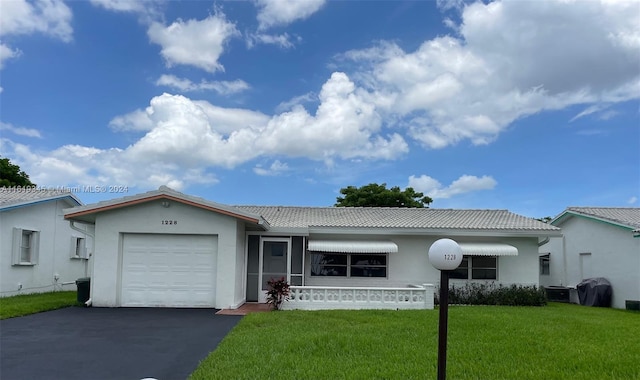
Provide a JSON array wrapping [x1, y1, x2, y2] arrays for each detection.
[[0, 307, 242, 380]]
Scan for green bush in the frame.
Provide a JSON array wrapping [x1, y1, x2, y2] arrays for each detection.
[[435, 282, 547, 306]]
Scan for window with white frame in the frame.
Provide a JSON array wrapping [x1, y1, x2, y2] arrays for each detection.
[[450, 256, 497, 280], [540, 254, 550, 275], [12, 228, 40, 265], [70, 237, 87, 259], [310, 253, 387, 278]]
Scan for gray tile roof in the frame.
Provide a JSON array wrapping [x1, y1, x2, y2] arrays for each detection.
[[235, 206, 559, 231], [562, 207, 640, 229], [0, 188, 81, 210]]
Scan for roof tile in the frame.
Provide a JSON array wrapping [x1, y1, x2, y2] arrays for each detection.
[[564, 207, 640, 229], [235, 206, 558, 231]]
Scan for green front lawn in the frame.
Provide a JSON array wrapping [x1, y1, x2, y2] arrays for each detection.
[[191, 303, 639, 380], [0, 291, 78, 319]]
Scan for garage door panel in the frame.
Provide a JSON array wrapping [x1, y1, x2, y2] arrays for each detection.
[[121, 234, 217, 308]]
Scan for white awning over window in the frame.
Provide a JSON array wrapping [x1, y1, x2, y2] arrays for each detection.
[[308, 240, 398, 254], [458, 243, 518, 256]]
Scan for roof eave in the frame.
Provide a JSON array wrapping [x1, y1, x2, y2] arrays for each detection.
[[64, 193, 264, 225], [552, 210, 636, 231], [1, 194, 82, 212]]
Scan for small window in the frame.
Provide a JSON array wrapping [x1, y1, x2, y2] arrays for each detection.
[[12, 228, 39, 265], [71, 237, 87, 259], [540, 254, 550, 275], [449, 256, 497, 280]]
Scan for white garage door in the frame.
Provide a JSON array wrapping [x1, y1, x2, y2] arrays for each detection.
[[121, 234, 217, 307]]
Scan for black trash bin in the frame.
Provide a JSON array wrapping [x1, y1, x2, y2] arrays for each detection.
[[76, 277, 91, 304]]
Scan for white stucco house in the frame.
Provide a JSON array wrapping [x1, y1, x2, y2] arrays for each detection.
[[63, 186, 561, 310], [539, 207, 640, 310], [1, 188, 92, 297]]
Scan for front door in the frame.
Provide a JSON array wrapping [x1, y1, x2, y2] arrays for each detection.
[[258, 238, 291, 303]]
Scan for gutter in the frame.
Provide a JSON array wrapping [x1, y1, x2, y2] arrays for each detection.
[[537, 236, 551, 247]]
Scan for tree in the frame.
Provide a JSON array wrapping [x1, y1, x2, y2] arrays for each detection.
[[335, 183, 432, 208], [0, 157, 36, 187]]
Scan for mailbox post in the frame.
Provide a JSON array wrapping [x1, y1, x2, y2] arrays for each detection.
[[428, 238, 463, 380]]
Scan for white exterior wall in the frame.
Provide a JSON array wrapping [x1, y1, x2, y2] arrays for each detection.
[[233, 221, 247, 308], [553, 217, 640, 309], [305, 234, 540, 288], [90, 200, 242, 309], [539, 236, 564, 287], [1, 200, 90, 296]]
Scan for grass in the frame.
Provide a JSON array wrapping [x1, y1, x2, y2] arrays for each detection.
[[0, 291, 78, 319], [190, 303, 640, 380]]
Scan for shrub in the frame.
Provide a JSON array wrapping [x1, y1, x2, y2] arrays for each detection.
[[435, 282, 547, 306], [266, 277, 290, 310]]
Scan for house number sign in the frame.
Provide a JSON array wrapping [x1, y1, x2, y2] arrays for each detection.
[[161, 220, 178, 225], [428, 238, 463, 271]]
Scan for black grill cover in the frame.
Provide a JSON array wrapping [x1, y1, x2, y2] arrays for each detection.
[[576, 278, 612, 307]]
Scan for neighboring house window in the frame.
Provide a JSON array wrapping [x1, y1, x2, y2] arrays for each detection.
[[12, 228, 40, 265], [70, 237, 87, 259], [540, 254, 550, 275], [450, 256, 497, 280], [311, 253, 387, 278]]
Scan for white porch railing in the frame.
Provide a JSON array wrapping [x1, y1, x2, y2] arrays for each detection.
[[282, 284, 435, 310]]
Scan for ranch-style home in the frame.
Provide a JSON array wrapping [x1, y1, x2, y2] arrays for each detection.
[[1, 188, 92, 297], [539, 207, 640, 310], [63, 186, 561, 310]]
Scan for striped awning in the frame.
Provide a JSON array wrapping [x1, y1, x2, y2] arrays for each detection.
[[458, 243, 518, 256], [308, 240, 398, 254]]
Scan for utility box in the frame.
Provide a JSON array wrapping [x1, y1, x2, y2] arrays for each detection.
[[626, 300, 640, 311], [544, 286, 571, 303], [76, 277, 91, 304]]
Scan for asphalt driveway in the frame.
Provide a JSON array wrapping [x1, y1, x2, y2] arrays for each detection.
[[0, 307, 242, 380]]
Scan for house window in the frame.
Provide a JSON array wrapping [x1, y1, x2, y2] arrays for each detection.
[[310, 253, 387, 278], [540, 254, 550, 275], [12, 228, 39, 265], [449, 256, 497, 280], [71, 237, 87, 259]]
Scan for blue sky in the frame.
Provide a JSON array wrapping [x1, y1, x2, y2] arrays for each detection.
[[1, 0, 638, 219]]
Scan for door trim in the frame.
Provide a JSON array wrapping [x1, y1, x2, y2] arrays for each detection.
[[258, 237, 291, 303]]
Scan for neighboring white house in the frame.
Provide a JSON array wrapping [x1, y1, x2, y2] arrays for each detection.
[[539, 207, 640, 309], [64, 186, 561, 310], [1, 188, 92, 297]]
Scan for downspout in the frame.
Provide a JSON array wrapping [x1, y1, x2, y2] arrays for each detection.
[[561, 235, 568, 286]]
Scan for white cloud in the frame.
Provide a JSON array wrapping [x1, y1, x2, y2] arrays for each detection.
[[156, 74, 250, 95], [341, 0, 640, 149], [628, 196, 638, 205], [0, 0, 73, 42], [254, 160, 289, 176], [408, 174, 497, 199], [0, 122, 42, 138], [275, 92, 316, 113], [255, 0, 325, 30], [89, 0, 163, 23], [90, 0, 150, 13], [5, 74, 408, 190], [147, 12, 239, 73], [0, 0, 72, 72], [246, 32, 300, 49], [259, 72, 408, 162], [0, 43, 21, 69]]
